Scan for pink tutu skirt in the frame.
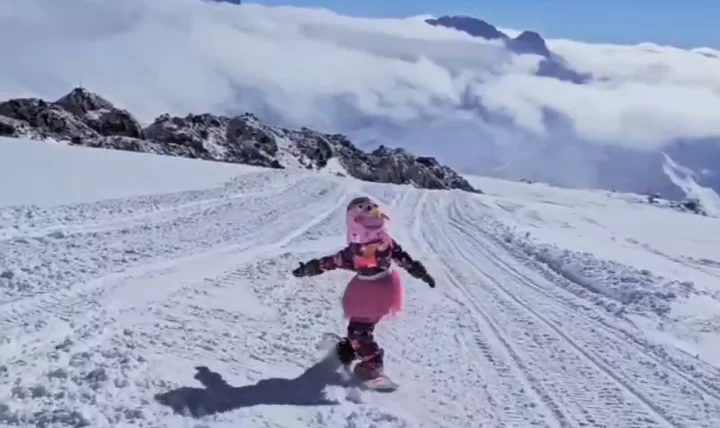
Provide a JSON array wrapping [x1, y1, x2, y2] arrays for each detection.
[[342, 269, 404, 323]]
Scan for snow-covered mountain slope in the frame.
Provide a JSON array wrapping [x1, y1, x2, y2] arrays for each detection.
[[4, 0, 720, 200], [2, 138, 720, 428]]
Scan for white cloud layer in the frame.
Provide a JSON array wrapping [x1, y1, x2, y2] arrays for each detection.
[[2, 0, 720, 183]]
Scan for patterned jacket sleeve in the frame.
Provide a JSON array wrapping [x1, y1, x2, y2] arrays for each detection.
[[317, 246, 355, 271], [391, 239, 429, 279], [299, 246, 354, 276]]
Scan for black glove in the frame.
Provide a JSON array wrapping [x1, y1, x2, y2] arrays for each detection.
[[424, 273, 436, 288], [291, 263, 305, 278], [291, 260, 322, 278], [408, 260, 435, 288]]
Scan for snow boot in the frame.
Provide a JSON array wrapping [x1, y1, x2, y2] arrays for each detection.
[[353, 348, 385, 380], [335, 337, 357, 366]]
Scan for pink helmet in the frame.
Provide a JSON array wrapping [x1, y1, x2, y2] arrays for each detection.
[[346, 196, 390, 245]]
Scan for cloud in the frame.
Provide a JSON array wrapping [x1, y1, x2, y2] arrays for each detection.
[[2, 0, 720, 183]]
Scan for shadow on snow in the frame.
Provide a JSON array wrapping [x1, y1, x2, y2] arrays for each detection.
[[154, 354, 349, 417]]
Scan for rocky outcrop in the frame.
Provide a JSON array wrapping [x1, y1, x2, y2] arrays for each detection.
[[646, 193, 713, 217], [0, 90, 144, 144], [338, 145, 475, 190], [55, 89, 144, 139], [0, 88, 479, 193]]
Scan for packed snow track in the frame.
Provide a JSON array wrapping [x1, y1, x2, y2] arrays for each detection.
[[1, 162, 719, 427]]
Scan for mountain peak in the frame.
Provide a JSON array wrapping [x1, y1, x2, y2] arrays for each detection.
[[507, 30, 551, 57], [426, 15, 551, 57], [426, 15, 589, 83], [426, 15, 508, 41]]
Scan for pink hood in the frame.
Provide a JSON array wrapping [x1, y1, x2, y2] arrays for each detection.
[[346, 197, 392, 246]]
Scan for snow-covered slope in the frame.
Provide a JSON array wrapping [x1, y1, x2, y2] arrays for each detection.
[[2, 138, 720, 428], [464, 174, 720, 365], [0, 138, 255, 208]]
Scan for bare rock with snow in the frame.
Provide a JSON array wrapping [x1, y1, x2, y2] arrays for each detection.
[[0, 115, 44, 140], [56, 88, 145, 139], [0, 88, 480, 192], [0, 98, 99, 142]]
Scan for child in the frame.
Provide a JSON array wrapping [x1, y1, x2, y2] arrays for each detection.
[[291, 196, 435, 379]]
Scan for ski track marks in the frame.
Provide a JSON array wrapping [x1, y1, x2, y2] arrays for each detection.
[[418, 191, 720, 428], [0, 171, 361, 427], [0, 174, 426, 428], [0, 169, 294, 241], [454, 197, 720, 402], [406, 190, 565, 428], [2, 171, 718, 428]]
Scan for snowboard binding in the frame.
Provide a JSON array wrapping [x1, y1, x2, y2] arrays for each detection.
[[326, 334, 397, 391], [336, 336, 386, 380], [335, 337, 357, 365]]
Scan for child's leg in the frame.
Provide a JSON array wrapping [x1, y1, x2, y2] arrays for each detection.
[[335, 319, 377, 366], [335, 336, 356, 365], [347, 319, 384, 378]]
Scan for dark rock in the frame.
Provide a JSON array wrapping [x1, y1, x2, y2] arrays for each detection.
[[0, 115, 43, 139], [226, 114, 278, 156], [145, 113, 228, 159], [0, 87, 480, 193], [0, 89, 145, 143], [0, 97, 49, 124], [0, 118, 15, 136], [55, 88, 115, 116], [283, 127, 334, 168], [340, 145, 477, 192], [56, 88, 144, 138], [682, 199, 701, 214], [0, 98, 100, 140]]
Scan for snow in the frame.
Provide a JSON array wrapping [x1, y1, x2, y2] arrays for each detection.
[[464, 174, 720, 368], [320, 157, 349, 176], [1, 139, 720, 428], [661, 152, 720, 216], [0, 137, 255, 207]]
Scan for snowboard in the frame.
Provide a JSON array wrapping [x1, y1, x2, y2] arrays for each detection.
[[317, 332, 399, 393], [355, 371, 398, 392]]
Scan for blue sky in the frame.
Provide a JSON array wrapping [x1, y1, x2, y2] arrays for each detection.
[[247, 0, 716, 48]]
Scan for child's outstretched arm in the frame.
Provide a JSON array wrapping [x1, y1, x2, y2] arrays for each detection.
[[291, 247, 354, 278], [391, 240, 436, 288]]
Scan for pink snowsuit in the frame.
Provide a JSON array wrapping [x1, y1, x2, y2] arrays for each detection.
[[311, 197, 430, 322], [294, 196, 433, 377], [318, 238, 417, 322]]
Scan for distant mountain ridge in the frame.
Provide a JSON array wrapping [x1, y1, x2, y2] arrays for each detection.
[[425, 15, 590, 83], [422, 14, 720, 204]]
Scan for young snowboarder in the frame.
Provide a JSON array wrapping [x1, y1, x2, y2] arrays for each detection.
[[291, 196, 436, 380]]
